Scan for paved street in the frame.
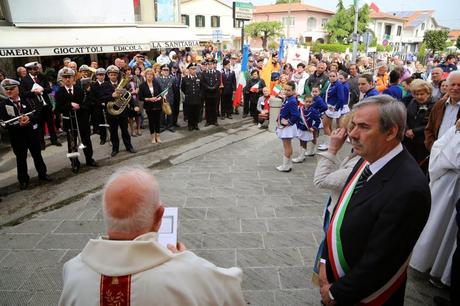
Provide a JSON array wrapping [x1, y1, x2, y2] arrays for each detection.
[[0, 126, 449, 306]]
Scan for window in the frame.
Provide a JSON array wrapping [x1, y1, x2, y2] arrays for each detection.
[[307, 17, 317, 31], [195, 15, 205, 27], [181, 14, 189, 26], [233, 19, 244, 28], [211, 16, 220, 28], [397, 26, 402, 36], [321, 18, 328, 27], [384, 24, 392, 36], [282, 17, 294, 27], [415, 29, 418, 37], [154, 0, 179, 23], [421, 23, 425, 30]]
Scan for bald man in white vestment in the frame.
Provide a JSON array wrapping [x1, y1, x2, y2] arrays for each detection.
[[59, 166, 245, 306]]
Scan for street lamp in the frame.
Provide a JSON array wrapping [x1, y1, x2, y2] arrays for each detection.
[[352, 0, 359, 63]]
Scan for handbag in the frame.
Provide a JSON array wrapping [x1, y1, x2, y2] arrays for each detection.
[[162, 98, 172, 115]]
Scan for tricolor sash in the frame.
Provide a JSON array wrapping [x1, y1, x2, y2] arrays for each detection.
[[326, 160, 409, 305]]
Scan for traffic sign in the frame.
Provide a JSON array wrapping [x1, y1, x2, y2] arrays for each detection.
[[382, 39, 389, 47]]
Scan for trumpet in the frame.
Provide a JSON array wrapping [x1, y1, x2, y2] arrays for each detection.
[[0, 110, 35, 128]]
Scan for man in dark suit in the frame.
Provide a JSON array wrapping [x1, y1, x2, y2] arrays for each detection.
[[201, 59, 220, 126], [220, 59, 236, 120], [0, 79, 51, 190], [319, 95, 431, 305], [91, 68, 109, 145], [170, 63, 182, 128], [20, 61, 61, 149], [99, 65, 137, 157], [181, 63, 202, 131], [55, 68, 97, 173]]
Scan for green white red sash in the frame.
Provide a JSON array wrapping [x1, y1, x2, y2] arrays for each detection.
[[326, 160, 409, 305]]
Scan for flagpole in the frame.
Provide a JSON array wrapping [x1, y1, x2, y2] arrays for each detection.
[[351, 0, 359, 63]]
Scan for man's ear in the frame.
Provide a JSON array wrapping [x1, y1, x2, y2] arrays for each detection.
[[152, 204, 165, 232], [386, 125, 399, 142]]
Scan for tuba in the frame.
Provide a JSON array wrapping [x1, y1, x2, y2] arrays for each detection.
[[107, 73, 132, 116]]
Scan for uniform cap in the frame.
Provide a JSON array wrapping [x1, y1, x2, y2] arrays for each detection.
[[1, 78, 20, 89], [61, 67, 75, 77], [25, 61, 39, 69], [187, 63, 198, 69], [106, 65, 120, 74], [95, 68, 106, 75], [79, 64, 90, 72]]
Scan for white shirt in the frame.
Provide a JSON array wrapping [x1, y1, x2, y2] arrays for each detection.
[[438, 98, 460, 139], [368, 143, 403, 180], [156, 54, 171, 66]]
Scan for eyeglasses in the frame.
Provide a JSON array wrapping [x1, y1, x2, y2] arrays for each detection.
[[162, 69, 170, 71]]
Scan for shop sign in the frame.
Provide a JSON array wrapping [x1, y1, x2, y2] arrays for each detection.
[[151, 40, 200, 49], [0, 44, 151, 58]]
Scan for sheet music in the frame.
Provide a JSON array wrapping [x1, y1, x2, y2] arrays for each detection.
[[158, 207, 178, 247], [5, 105, 15, 117]]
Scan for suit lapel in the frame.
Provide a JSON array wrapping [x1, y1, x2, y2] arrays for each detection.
[[347, 150, 408, 210]]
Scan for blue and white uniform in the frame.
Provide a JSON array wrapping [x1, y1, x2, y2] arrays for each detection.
[[297, 106, 321, 142], [276, 95, 299, 139], [324, 81, 345, 119]]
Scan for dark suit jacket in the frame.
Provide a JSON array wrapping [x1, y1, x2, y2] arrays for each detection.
[[138, 81, 162, 111], [200, 70, 220, 97], [20, 73, 52, 110], [99, 81, 135, 117], [55, 86, 89, 130], [221, 69, 236, 95], [323, 148, 431, 305]]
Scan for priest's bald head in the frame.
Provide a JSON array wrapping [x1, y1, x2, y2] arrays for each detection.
[[102, 166, 164, 240]]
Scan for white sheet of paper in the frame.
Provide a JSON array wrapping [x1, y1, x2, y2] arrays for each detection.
[[5, 105, 15, 117], [157, 207, 178, 248], [31, 83, 44, 92]]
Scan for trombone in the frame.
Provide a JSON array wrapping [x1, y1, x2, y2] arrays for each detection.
[[63, 109, 86, 158], [0, 110, 36, 128]]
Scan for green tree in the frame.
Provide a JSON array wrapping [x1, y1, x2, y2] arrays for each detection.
[[423, 29, 449, 52], [456, 36, 460, 49], [325, 0, 370, 43], [245, 21, 284, 50], [275, 0, 301, 3]]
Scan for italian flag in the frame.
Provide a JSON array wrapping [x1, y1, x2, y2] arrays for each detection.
[[157, 87, 169, 98], [250, 82, 260, 93], [297, 95, 305, 105], [271, 84, 282, 96], [233, 45, 249, 108]]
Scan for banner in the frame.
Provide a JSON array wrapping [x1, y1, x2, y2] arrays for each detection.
[[286, 46, 310, 67]]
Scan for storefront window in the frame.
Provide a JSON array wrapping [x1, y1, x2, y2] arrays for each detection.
[[154, 0, 179, 23]]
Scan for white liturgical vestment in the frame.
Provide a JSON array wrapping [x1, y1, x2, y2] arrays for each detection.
[[59, 232, 245, 306], [410, 125, 460, 285]]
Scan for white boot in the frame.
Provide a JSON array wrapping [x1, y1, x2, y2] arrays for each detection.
[[292, 148, 306, 163], [276, 156, 292, 172], [318, 136, 330, 151], [305, 142, 317, 156]]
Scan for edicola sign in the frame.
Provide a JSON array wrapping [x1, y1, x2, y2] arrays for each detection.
[[233, 2, 254, 21]]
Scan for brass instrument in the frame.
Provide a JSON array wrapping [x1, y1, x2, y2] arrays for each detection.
[[107, 73, 132, 116], [0, 110, 35, 128]]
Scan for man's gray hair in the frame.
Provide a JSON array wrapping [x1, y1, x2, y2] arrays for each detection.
[[353, 95, 407, 141], [102, 165, 159, 234], [446, 70, 460, 85]]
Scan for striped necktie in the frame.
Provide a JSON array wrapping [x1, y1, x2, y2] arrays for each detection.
[[353, 165, 372, 195]]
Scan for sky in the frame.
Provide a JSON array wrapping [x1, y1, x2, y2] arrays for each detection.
[[248, 0, 460, 29]]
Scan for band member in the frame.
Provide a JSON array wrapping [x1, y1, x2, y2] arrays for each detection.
[[220, 59, 236, 119], [91, 68, 109, 144], [0, 79, 51, 190], [181, 63, 202, 131], [201, 59, 220, 126], [100, 65, 137, 157], [170, 63, 181, 128], [20, 61, 61, 149], [156, 64, 176, 132], [55, 68, 97, 173]]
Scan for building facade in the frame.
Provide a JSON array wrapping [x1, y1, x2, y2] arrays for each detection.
[[180, 0, 242, 50], [0, 0, 199, 75], [251, 3, 333, 49], [368, 9, 406, 52]]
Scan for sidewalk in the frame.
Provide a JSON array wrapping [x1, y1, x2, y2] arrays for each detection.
[[0, 128, 450, 305]]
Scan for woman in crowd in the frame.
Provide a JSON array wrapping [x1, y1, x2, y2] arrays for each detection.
[[439, 79, 449, 97], [275, 81, 300, 172], [138, 68, 162, 144], [320, 71, 345, 151], [404, 79, 436, 172], [375, 65, 389, 93], [256, 87, 270, 128], [152, 63, 161, 78], [244, 70, 266, 124]]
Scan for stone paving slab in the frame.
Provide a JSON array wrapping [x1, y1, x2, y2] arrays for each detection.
[[0, 129, 450, 305]]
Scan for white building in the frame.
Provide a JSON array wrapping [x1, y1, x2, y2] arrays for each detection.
[[0, 0, 199, 74], [368, 9, 406, 52], [180, 0, 242, 50], [390, 10, 443, 53]]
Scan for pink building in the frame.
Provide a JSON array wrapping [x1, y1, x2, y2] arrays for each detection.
[[251, 3, 333, 48]]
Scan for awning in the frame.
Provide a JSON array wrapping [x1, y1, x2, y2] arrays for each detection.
[[0, 26, 200, 58]]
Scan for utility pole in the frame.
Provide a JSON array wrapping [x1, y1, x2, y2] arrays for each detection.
[[287, 0, 292, 39], [351, 0, 359, 63]]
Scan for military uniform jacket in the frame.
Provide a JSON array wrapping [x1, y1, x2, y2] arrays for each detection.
[[55, 86, 90, 130], [0, 96, 40, 146], [200, 70, 220, 97], [20, 73, 52, 111], [155, 76, 175, 104], [181, 75, 201, 106]]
